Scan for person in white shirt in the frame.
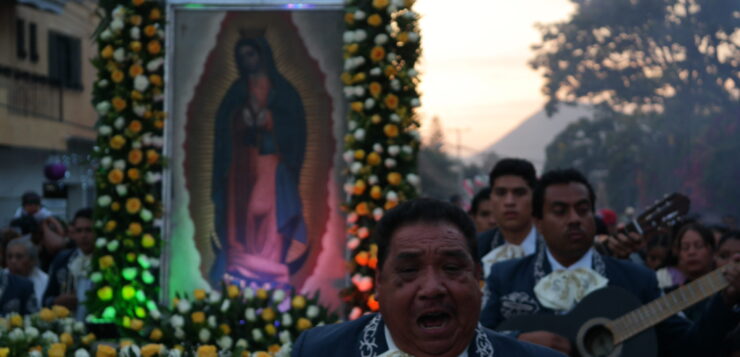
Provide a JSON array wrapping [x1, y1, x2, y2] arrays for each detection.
[[5, 235, 47, 307]]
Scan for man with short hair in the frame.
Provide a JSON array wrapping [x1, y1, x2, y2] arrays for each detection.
[[42, 208, 94, 320], [6, 236, 47, 307], [469, 188, 496, 233], [480, 168, 740, 356], [292, 198, 563, 357]]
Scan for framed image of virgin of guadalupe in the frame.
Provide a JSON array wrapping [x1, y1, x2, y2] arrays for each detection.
[[164, 2, 347, 310]]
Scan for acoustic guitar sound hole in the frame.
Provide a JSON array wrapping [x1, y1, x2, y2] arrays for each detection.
[[582, 324, 615, 357]]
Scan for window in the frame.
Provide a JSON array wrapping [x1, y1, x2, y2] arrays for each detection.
[[29, 23, 38, 63], [48, 31, 82, 89], [16, 19, 26, 59]]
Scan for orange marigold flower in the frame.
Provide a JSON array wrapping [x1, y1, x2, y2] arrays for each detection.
[[355, 251, 369, 266], [353, 180, 366, 196], [146, 149, 159, 164], [128, 149, 143, 165], [147, 40, 161, 55], [297, 318, 313, 331], [149, 8, 161, 21], [126, 197, 142, 214], [101, 45, 114, 59], [132, 0, 144, 6], [387, 172, 402, 186], [397, 32, 409, 43], [108, 169, 124, 184], [370, 185, 382, 199], [341, 72, 352, 85], [149, 328, 163, 341], [129, 64, 144, 77], [227, 284, 240, 298], [370, 46, 386, 62], [347, 43, 359, 54], [344, 12, 354, 24], [112, 97, 127, 112], [144, 25, 157, 37], [154, 119, 164, 129], [111, 202, 121, 212], [371, 114, 382, 124], [131, 91, 143, 101], [367, 294, 380, 311], [384, 65, 397, 77], [127, 168, 141, 181], [384, 94, 399, 110], [149, 74, 162, 87], [110, 135, 126, 150], [220, 324, 231, 335], [111, 70, 125, 83], [129, 120, 143, 133], [350, 101, 363, 112], [196, 345, 217, 357], [384, 200, 398, 210], [366, 152, 381, 166], [367, 14, 382, 27], [141, 344, 161, 357], [191, 311, 205, 324], [373, 0, 389, 8], [129, 15, 143, 26], [355, 202, 370, 216], [369, 82, 382, 97], [130, 319, 144, 331], [130, 41, 142, 53], [268, 344, 281, 353], [99, 255, 115, 269], [384, 123, 399, 137], [128, 222, 143, 236]]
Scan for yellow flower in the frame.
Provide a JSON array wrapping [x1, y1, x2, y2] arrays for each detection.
[[52, 305, 70, 318], [367, 152, 381, 166], [110, 135, 126, 150], [111, 70, 125, 83], [149, 74, 162, 87], [82, 333, 96, 345], [0, 348, 8, 357], [351, 101, 363, 112], [39, 308, 56, 322], [112, 97, 127, 112], [129, 120, 143, 133], [149, 328, 163, 341], [371, 114, 382, 124], [387, 172, 402, 186], [129, 15, 143, 26], [144, 25, 157, 38], [128, 222, 143, 236], [104, 219, 117, 232], [111, 202, 121, 212], [264, 324, 276, 336], [96, 344, 117, 357], [60, 332, 73, 347], [147, 40, 162, 55], [132, 0, 144, 6], [369, 82, 382, 97], [256, 288, 268, 300], [370, 185, 383, 200], [353, 179, 366, 196], [141, 344, 162, 357], [127, 168, 141, 181], [347, 43, 359, 54], [352, 72, 366, 83], [131, 319, 144, 331], [341, 72, 352, 85], [344, 12, 354, 24], [128, 149, 144, 166], [268, 344, 281, 353], [130, 41, 142, 52], [384, 123, 399, 138], [196, 345, 217, 357], [220, 323, 231, 335], [192, 311, 206, 324], [370, 46, 386, 62], [99, 255, 115, 269], [146, 149, 160, 165], [227, 284, 240, 299], [367, 14, 382, 27], [372, 0, 389, 8], [397, 32, 409, 43], [101, 45, 114, 59], [297, 317, 313, 331], [291, 295, 306, 310], [149, 8, 161, 20], [142, 234, 156, 248], [253, 353, 270, 357], [384, 94, 399, 110], [194, 289, 206, 300], [261, 307, 276, 322], [48, 344, 66, 357], [108, 169, 124, 185], [131, 90, 143, 101], [154, 119, 164, 129]]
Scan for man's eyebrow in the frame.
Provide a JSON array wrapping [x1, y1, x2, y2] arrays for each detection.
[[440, 249, 470, 259], [395, 251, 422, 261]]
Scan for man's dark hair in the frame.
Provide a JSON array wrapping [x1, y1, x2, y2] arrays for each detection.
[[488, 158, 537, 189], [10, 215, 39, 235], [469, 187, 492, 215], [532, 168, 596, 219], [718, 230, 740, 249], [72, 208, 93, 225], [21, 191, 41, 206], [375, 198, 478, 271]]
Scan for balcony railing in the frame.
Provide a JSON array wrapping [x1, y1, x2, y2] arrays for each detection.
[[0, 66, 63, 121]]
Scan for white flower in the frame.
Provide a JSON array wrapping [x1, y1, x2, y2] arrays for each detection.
[[343, 86, 356, 98], [8, 328, 24, 341], [29, 351, 42, 357], [354, 128, 366, 141], [112, 5, 126, 19], [74, 321, 85, 332], [244, 287, 255, 300], [343, 59, 355, 71], [251, 328, 263, 341], [130, 27, 140, 40], [364, 98, 375, 110], [98, 79, 109, 88], [403, 10, 416, 19], [391, 0, 404, 7], [97, 195, 112, 207], [170, 315, 185, 328], [218, 335, 233, 350], [133, 105, 147, 117], [279, 330, 291, 344], [96, 101, 111, 115], [343, 182, 354, 195], [354, 29, 367, 42], [390, 114, 401, 123], [208, 291, 222, 304], [408, 69, 418, 78], [387, 5, 398, 13], [373, 143, 384, 153], [145, 172, 162, 184], [25, 326, 39, 339], [350, 162, 363, 174], [150, 308, 161, 320], [167, 349, 181, 357], [113, 47, 125, 62], [408, 32, 420, 42], [374, 34, 389, 45], [236, 338, 249, 349], [386, 191, 399, 202], [353, 56, 366, 67], [406, 173, 421, 186], [354, 86, 366, 97], [410, 98, 421, 107], [220, 299, 231, 312], [131, 140, 142, 149], [174, 328, 185, 339], [347, 237, 360, 250], [208, 315, 217, 328], [343, 31, 355, 44], [149, 257, 160, 268], [373, 208, 384, 221], [245, 308, 256, 322], [90, 272, 103, 283], [101, 156, 112, 168], [110, 19, 124, 32], [388, 145, 400, 156], [146, 58, 164, 72], [100, 29, 113, 41], [307, 305, 320, 319], [140, 209, 153, 222], [115, 184, 127, 196], [273, 289, 286, 303], [390, 79, 401, 91], [113, 159, 126, 170], [106, 240, 119, 252], [41, 330, 58, 343], [370, 67, 382, 76], [276, 344, 292, 357], [368, 175, 379, 185], [386, 52, 397, 62], [199, 328, 211, 343], [281, 313, 293, 327], [353, 10, 366, 20], [402, 145, 414, 155], [134, 75, 149, 92], [98, 125, 112, 136], [74, 349, 90, 357], [343, 150, 355, 164], [384, 158, 397, 168], [114, 117, 125, 129], [121, 345, 140, 357]]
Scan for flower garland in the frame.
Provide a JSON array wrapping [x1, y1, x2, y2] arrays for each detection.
[[89, 0, 166, 327], [0, 286, 337, 357], [340, 0, 422, 318]]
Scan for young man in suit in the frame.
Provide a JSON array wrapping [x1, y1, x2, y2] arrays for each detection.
[[292, 198, 564, 357], [480, 168, 740, 356]]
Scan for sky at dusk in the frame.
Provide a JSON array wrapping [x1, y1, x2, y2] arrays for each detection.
[[414, 0, 575, 156]]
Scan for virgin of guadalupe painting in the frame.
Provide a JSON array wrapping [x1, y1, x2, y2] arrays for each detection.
[[210, 36, 308, 287]]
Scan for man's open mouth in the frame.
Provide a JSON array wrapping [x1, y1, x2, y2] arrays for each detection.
[[418, 311, 450, 330]]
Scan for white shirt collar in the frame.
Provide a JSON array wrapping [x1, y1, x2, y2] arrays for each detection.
[[383, 325, 469, 357], [546, 247, 595, 271], [519, 226, 538, 256]]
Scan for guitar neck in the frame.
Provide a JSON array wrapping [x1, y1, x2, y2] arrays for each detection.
[[609, 266, 730, 344]]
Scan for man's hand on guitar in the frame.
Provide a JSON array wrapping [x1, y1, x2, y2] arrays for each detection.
[[518, 331, 572, 355], [606, 228, 644, 259], [721, 253, 740, 306]]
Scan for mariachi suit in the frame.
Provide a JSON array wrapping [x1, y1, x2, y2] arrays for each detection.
[[291, 313, 564, 357], [480, 248, 740, 357], [476, 228, 544, 263], [42, 248, 77, 307], [0, 270, 37, 315]]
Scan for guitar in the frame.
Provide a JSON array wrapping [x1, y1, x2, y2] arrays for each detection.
[[497, 264, 734, 357]]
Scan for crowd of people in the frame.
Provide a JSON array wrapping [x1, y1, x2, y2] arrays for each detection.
[[0, 191, 94, 319]]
